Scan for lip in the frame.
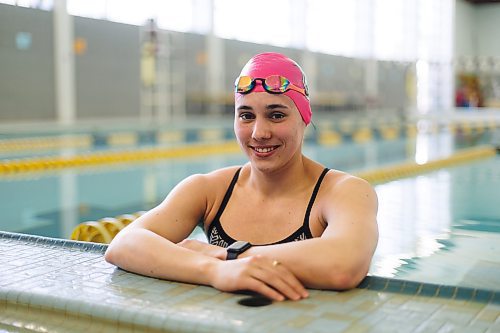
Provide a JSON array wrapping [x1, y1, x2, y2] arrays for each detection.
[[249, 145, 280, 157]]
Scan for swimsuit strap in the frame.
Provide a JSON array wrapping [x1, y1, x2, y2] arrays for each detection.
[[302, 167, 330, 237], [212, 167, 242, 224]]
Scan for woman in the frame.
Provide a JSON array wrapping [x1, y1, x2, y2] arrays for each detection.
[[105, 52, 378, 302]]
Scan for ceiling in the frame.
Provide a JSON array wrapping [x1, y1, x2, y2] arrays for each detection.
[[465, 0, 500, 4]]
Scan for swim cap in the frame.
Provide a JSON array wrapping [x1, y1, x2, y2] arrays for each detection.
[[235, 52, 312, 125]]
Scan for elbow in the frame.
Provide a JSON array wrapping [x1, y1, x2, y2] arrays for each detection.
[[104, 232, 129, 266], [326, 266, 368, 290], [104, 242, 119, 265], [104, 246, 116, 265]]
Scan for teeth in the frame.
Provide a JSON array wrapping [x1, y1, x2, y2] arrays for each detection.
[[255, 147, 274, 153]]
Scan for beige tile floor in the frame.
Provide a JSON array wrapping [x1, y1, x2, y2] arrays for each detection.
[[1, 232, 500, 333]]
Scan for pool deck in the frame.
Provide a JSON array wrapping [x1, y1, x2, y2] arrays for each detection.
[[1, 232, 500, 333]]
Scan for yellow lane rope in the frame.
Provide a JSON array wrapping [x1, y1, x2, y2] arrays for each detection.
[[70, 145, 497, 243], [355, 145, 496, 184], [1, 120, 497, 154], [0, 141, 241, 174], [0, 135, 92, 153]]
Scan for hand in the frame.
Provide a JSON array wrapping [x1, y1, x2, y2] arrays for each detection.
[[209, 255, 309, 302], [177, 239, 226, 260]]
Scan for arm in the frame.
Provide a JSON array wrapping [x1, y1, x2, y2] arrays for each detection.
[[104, 174, 216, 284], [105, 172, 308, 301], [237, 175, 378, 290]]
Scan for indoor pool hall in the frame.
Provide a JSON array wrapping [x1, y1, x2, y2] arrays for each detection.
[[2, 1, 500, 332]]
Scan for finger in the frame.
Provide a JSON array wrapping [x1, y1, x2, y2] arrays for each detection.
[[251, 265, 304, 301], [273, 263, 309, 298], [244, 279, 286, 302], [264, 259, 308, 298], [246, 256, 307, 300]]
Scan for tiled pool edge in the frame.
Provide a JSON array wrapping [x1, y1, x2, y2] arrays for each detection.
[[358, 275, 500, 305], [2, 231, 499, 307], [3, 231, 500, 332], [0, 230, 108, 254]]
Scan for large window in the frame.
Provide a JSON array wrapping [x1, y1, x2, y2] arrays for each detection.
[[2, 0, 453, 63], [213, 0, 293, 47], [67, 0, 194, 32], [2, 0, 455, 111]]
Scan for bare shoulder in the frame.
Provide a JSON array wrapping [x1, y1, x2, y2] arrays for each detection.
[[188, 165, 243, 223], [204, 165, 243, 181], [319, 170, 378, 240], [319, 170, 378, 213], [143, 165, 243, 237], [177, 165, 242, 189], [179, 165, 243, 203], [325, 170, 376, 196]]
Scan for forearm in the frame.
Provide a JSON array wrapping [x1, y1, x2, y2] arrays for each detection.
[[105, 228, 218, 286], [239, 238, 372, 290]]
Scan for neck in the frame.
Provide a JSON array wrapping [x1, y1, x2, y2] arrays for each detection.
[[246, 154, 312, 196]]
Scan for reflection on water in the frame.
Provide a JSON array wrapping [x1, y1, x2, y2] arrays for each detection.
[[372, 156, 500, 291], [372, 170, 452, 276], [1, 127, 499, 290], [0, 136, 415, 239], [0, 154, 246, 238]]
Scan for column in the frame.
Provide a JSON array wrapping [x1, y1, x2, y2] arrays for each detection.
[[206, 0, 225, 115], [53, 0, 76, 125]]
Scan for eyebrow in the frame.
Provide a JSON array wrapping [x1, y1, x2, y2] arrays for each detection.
[[236, 105, 253, 112], [267, 103, 289, 110], [236, 103, 290, 112]]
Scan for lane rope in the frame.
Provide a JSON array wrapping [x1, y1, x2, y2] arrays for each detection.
[[70, 145, 497, 244], [0, 142, 241, 175], [354, 145, 496, 184]]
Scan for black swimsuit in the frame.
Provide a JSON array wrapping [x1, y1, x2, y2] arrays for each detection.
[[205, 167, 330, 248]]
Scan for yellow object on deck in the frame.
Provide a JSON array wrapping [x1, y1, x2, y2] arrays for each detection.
[[70, 212, 145, 244]]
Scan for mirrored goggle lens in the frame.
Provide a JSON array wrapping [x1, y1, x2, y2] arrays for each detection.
[[235, 76, 255, 93], [263, 75, 290, 93]]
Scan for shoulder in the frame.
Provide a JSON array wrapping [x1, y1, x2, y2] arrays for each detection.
[[162, 166, 243, 202], [190, 166, 244, 223], [321, 170, 378, 208], [159, 165, 244, 216], [196, 165, 242, 186], [178, 165, 242, 187], [302, 159, 375, 199], [319, 170, 378, 239], [173, 165, 243, 203], [321, 168, 373, 191], [326, 170, 374, 191]]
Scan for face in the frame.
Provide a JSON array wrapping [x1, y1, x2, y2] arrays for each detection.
[[234, 92, 306, 173]]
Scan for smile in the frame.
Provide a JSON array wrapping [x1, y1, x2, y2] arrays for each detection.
[[251, 146, 279, 153]]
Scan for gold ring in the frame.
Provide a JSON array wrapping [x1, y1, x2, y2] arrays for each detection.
[[272, 260, 280, 267]]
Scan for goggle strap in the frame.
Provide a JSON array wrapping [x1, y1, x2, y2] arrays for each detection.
[[235, 76, 307, 97]]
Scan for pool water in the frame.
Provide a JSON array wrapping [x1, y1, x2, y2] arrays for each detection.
[[1, 127, 499, 292], [372, 156, 500, 291]]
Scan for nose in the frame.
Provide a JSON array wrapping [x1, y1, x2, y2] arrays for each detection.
[[252, 116, 272, 141]]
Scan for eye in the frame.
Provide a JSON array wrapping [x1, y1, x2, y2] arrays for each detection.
[[239, 112, 255, 120], [270, 112, 286, 120]]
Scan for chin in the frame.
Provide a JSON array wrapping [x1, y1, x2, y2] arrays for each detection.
[[250, 158, 289, 174]]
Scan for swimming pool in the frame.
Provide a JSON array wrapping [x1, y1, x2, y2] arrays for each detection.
[[1, 121, 499, 293], [372, 155, 500, 291]]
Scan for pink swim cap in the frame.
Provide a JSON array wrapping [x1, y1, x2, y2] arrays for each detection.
[[235, 52, 312, 125]]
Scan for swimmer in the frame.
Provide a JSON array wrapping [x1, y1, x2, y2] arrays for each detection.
[[105, 52, 378, 301]]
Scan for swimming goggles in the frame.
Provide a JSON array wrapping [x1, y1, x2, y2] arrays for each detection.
[[235, 75, 309, 97]]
